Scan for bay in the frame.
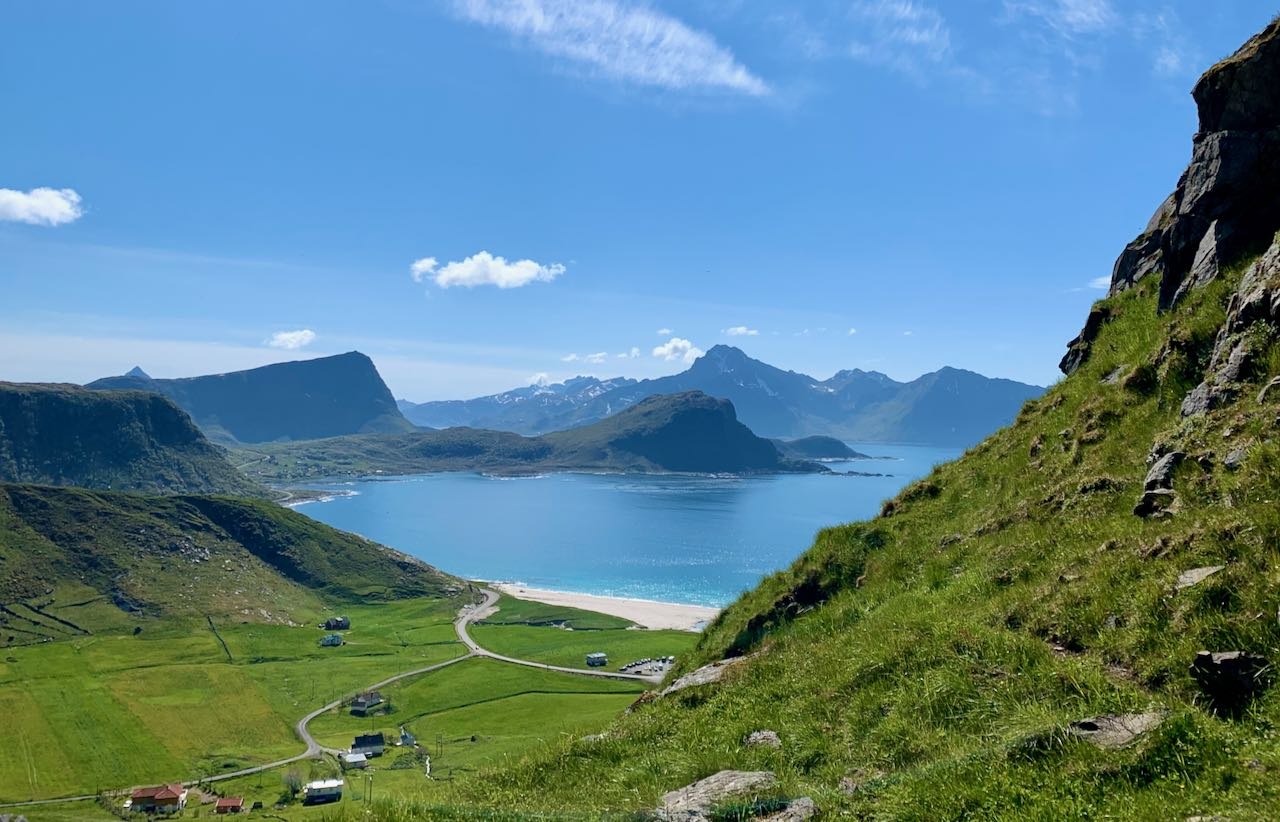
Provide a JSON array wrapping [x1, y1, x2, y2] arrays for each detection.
[[296, 443, 961, 608]]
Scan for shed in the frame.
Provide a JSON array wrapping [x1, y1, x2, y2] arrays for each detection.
[[320, 633, 344, 647], [214, 796, 245, 814], [586, 652, 608, 667], [339, 751, 369, 770]]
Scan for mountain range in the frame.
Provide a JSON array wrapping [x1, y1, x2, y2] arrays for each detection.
[[88, 351, 414, 444], [240, 391, 825, 481], [397, 346, 1044, 446]]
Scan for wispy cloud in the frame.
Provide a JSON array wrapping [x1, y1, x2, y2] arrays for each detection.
[[653, 336, 704, 364], [617, 347, 642, 359], [266, 329, 317, 350], [1088, 275, 1111, 290], [452, 0, 769, 96], [723, 325, 759, 336], [0, 187, 84, 226], [656, 327, 673, 336], [411, 251, 565, 289], [1004, 0, 1118, 36], [847, 327, 858, 335], [847, 0, 954, 77]]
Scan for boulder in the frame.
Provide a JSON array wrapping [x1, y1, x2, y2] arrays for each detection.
[[656, 770, 778, 821], [1190, 651, 1271, 715], [1176, 566, 1226, 590], [1181, 383, 1214, 417], [759, 797, 817, 821], [1144, 451, 1185, 491], [1069, 711, 1165, 749], [1223, 446, 1249, 470], [661, 655, 754, 697], [1134, 489, 1177, 519], [744, 730, 782, 749]]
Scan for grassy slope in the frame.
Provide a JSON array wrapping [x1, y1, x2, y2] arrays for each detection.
[[236, 392, 818, 482], [421, 254, 1280, 817], [0, 484, 458, 622], [0, 382, 266, 497]]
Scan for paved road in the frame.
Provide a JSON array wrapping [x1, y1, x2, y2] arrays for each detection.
[[0, 587, 660, 809], [457, 588, 664, 685]]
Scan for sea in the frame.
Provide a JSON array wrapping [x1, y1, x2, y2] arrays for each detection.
[[294, 443, 962, 609]]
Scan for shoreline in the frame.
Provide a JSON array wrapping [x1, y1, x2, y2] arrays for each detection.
[[490, 583, 721, 632]]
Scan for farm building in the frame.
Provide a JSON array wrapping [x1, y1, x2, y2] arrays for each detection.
[[214, 796, 245, 814], [322, 616, 351, 630], [352, 731, 386, 756], [339, 751, 369, 770], [586, 652, 608, 667], [129, 783, 187, 814], [400, 725, 416, 747], [319, 633, 344, 647], [350, 690, 385, 715], [302, 779, 344, 805]]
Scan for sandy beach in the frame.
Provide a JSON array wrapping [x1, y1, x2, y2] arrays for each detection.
[[492, 583, 721, 632]]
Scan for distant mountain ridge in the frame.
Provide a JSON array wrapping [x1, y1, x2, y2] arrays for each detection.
[[88, 351, 415, 444], [0, 382, 266, 497], [398, 346, 1044, 446], [241, 391, 824, 481]]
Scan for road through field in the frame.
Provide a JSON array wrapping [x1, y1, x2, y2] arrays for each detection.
[[0, 588, 662, 809]]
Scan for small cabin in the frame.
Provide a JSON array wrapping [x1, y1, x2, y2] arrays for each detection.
[[214, 796, 245, 814], [350, 690, 384, 716], [302, 779, 344, 806], [319, 633, 344, 647], [323, 616, 351, 631], [352, 731, 386, 757], [339, 752, 369, 770], [129, 784, 187, 814], [586, 652, 608, 667]]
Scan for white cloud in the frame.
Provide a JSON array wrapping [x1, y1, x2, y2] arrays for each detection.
[[723, 326, 759, 337], [410, 251, 565, 289], [561, 353, 581, 362], [847, 327, 858, 335], [452, 0, 769, 96], [1088, 275, 1111, 290], [266, 329, 317, 350], [0, 187, 84, 226], [1005, 0, 1118, 35], [848, 0, 953, 75], [617, 347, 642, 359], [585, 351, 608, 364], [529, 372, 551, 386], [653, 337, 704, 364], [903, 330, 914, 336], [656, 328, 673, 336]]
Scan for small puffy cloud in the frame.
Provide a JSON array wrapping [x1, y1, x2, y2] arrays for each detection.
[[656, 328, 673, 336], [847, 328, 858, 336], [1089, 275, 1111, 290], [0, 187, 84, 226], [266, 329, 317, 350], [529, 372, 551, 386], [585, 352, 608, 364], [561, 353, 580, 362], [410, 251, 565, 289], [903, 330, 914, 336], [653, 337, 704, 364], [723, 326, 759, 337], [617, 347, 642, 359]]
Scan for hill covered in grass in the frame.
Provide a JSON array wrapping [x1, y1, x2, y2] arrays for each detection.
[[239, 391, 824, 481], [88, 351, 415, 444], [358, 19, 1280, 820], [0, 483, 459, 638], [0, 382, 266, 497]]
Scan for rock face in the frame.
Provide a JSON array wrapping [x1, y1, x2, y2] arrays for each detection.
[[1069, 712, 1166, 749], [660, 655, 755, 697], [1176, 566, 1226, 590], [656, 770, 777, 821], [1062, 18, 1280, 374], [1190, 651, 1271, 715]]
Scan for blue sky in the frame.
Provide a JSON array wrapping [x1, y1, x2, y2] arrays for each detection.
[[1, 1, 1274, 400]]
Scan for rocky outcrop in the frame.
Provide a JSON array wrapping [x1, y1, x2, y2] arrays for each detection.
[[1190, 651, 1271, 716], [1062, 18, 1280, 374], [1176, 565, 1225, 591], [661, 655, 755, 697], [744, 730, 782, 749], [1069, 711, 1165, 749], [656, 770, 777, 821]]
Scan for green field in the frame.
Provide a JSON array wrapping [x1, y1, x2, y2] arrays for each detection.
[[0, 589, 695, 814]]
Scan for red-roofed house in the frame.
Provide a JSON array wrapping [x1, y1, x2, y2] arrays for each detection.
[[214, 796, 245, 814], [129, 783, 188, 813]]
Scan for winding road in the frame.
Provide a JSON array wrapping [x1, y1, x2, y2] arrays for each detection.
[[0, 588, 662, 810]]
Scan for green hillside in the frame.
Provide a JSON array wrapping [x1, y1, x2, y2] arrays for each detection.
[[0, 483, 459, 634], [0, 382, 266, 497], [238, 391, 823, 481], [355, 20, 1280, 820]]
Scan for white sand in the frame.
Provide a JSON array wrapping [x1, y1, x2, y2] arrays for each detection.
[[492, 583, 720, 632]]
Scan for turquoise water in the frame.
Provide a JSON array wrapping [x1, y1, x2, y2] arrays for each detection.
[[296, 443, 961, 608]]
